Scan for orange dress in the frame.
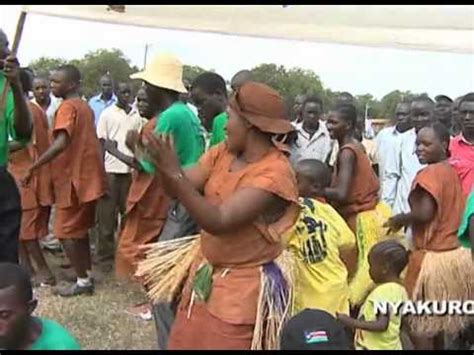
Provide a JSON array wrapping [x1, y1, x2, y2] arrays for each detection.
[[115, 118, 170, 280], [51, 98, 107, 239], [331, 142, 379, 232], [167, 143, 299, 350], [404, 162, 465, 296], [404, 162, 472, 335], [8, 102, 53, 241]]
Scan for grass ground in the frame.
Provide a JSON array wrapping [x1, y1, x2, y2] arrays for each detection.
[[33, 251, 157, 350]]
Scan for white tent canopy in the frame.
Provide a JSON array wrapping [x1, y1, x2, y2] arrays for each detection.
[[23, 5, 474, 54]]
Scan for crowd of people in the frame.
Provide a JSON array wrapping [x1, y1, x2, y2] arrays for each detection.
[[0, 27, 473, 350]]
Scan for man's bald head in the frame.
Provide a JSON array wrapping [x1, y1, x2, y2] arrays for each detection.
[[230, 70, 252, 92], [99, 74, 114, 98]]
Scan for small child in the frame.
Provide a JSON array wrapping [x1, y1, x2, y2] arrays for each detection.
[[336, 240, 409, 350], [286, 159, 357, 317]]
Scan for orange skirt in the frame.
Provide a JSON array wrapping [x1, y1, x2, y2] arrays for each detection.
[[168, 301, 254, 350], [19, 206, 50, 241], [115, 206, 166, 280], [54, 200, 96, 239]]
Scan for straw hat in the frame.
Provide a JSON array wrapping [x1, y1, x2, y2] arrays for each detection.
[[130, 53, 187, 94]]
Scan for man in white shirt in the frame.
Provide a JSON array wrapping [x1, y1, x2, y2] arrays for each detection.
[[289, 95, 333, 166], [95, 82, 145, 261], [31, 76, 62, 128], [376, 101, 412, 201], [383, 96, 435, 217]]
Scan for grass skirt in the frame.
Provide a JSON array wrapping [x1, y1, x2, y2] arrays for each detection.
[[348, 202, 404, 306], [136, 235, 295, 350], [408, 247, 474, 336]]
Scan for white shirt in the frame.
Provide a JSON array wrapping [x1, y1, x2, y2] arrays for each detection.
[[375, 126, 403, 199], [290, 121, 334, 165], [96, 105, 146, 174], [383, 128, 425, 215], [31, 95, 62, 128]]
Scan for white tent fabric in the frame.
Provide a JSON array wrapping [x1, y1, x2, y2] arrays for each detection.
[[23, 5, 474, 54]]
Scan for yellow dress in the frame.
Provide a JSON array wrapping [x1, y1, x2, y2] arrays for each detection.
[[286, 198, 356, 317], [348, 201, 405, 306], [355, 282, 408, 350]]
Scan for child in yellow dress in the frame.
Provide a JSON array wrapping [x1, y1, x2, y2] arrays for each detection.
[[337, 240, 409, 350]]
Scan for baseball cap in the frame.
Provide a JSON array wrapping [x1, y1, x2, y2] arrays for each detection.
[[280, 309, 350, 350]]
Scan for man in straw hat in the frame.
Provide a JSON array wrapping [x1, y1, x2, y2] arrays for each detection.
[[127, 52, 205, 347], [0, 28, 32, 264], [22, 65, 107, 297], [138, 81, 300, 349]]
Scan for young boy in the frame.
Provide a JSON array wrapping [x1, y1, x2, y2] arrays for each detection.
[[23, 65, 107, 297], [337, 240, 409, 350], [0, 263, 80, 350], [286, 159, 357, 317]]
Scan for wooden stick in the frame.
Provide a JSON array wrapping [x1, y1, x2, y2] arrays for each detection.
[[0, 11, 27, 121]]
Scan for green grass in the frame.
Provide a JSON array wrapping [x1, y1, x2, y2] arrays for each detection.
[[34, 252, 157, 350]]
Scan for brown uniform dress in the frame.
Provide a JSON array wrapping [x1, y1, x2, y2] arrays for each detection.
[[167, 143, 300, 350], [331, 143, 380, 232], [8, 102, 53, 240], [51, 98, 107, 239], [115, 118, 170, 280], [404, 162, 465, 296]]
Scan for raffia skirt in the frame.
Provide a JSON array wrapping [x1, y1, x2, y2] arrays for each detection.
[[406, 247, 474, 336], [348, 202, 405, 306]]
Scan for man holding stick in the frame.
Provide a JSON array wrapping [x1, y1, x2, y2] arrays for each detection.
[[0, 28, 32, 264]]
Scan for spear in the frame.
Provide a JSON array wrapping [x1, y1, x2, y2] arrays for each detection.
[[0, 11, 27, 121]]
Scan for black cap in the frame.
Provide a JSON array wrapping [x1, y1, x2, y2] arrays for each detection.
[[280, 309, 350, 350]]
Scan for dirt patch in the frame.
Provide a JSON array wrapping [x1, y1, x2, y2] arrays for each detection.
[[33, 251, 157, 350]]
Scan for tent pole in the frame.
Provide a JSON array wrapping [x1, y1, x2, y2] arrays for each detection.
[[0, 11, 28, 121]]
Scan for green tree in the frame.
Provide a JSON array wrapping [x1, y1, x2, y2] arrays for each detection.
[[77, 48, 139, 98], [355, 94, 382, 119], [250, 63, 325, 117], [378, 90, 418, 119], [29, 57, 68, 77], [183, 65, 210, 85]]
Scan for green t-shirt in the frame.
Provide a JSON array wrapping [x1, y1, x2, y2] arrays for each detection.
[[209, 112, 228, 147], [139, 101, 205, 173], [458, 190, 474, 248], [0, 72, 20, 167], [29, 318, 81, 350]]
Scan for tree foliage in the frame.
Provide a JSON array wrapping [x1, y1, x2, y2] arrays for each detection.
[[182, 65, 209, 85], [75, 49, 140, 98], [29, 49, 141, 98], [250, 64, 325, 114], [29, 57, 68, 78], [28, 50, 425, 119]]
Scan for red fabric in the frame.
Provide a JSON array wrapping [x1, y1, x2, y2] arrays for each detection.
[[8, 103, 53, 209], [449, 135, 474, 197], [405, 162, 465, 296], [331, 143, 379, 232], [115, 118, 169, 280]]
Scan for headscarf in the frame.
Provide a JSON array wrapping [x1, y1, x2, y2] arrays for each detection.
[[228, 81, 295, 152]]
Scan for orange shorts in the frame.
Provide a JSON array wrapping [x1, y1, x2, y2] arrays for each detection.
[[54, 200, 96, 239], [19, 206, 50, 241]]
